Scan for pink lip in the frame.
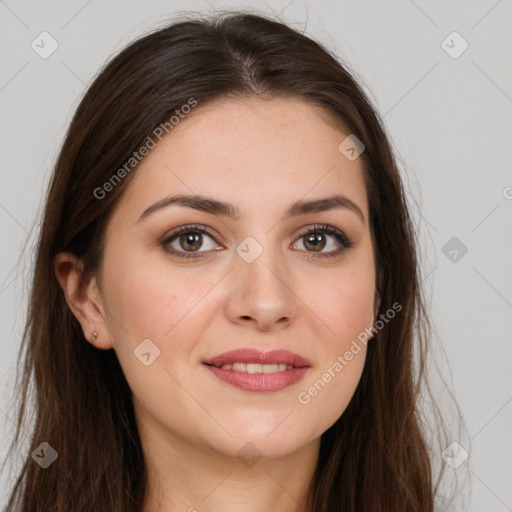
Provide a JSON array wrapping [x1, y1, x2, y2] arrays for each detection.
[[202, 349, 311, 367], [202, 349, 311, 393]]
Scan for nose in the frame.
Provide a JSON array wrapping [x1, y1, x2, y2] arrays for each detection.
[[225, 241, 297, 331]]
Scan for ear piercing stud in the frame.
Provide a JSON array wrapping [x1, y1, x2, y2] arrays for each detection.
[[91, 331, 98, 342]]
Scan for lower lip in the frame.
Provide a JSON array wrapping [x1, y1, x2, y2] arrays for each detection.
[[203, 364, 309, 392]]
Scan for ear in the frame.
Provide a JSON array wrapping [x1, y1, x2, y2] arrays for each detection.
[[54, 252, 113, 350]]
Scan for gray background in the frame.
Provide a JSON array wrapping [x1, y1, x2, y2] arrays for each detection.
[[0, 0, 511, 510]]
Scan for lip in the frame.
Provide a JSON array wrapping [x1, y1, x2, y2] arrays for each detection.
[[202, 348, 311, 367], [202, 349, 311, 393]]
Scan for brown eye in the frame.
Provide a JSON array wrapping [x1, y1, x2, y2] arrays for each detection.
[[293, 224, 354, 259], [160, 225, 223, 259]]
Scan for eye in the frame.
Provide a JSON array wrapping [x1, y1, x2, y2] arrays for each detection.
[[160, 224, 223, 259], [292, 224, 354, 259]]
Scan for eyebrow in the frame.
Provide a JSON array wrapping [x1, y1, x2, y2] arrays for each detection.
[[137, 193, 365, 223]]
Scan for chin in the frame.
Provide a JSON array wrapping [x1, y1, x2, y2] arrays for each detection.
[[207, 420, 313, 460]]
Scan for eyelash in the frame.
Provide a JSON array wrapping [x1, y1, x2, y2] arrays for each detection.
[[160, 223, 354, 260]]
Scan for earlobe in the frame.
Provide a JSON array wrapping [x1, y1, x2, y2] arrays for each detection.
[[53, 252, 113, 350]]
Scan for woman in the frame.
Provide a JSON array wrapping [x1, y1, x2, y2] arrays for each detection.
[[3, 11, 456, 511]]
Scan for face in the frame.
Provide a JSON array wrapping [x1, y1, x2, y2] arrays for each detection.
[[93, 97, 377, 460]]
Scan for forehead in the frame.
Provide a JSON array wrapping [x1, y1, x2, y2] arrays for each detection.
[[112, 96, 369, 225]]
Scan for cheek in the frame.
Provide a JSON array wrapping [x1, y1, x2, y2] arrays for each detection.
[[307, 260, 376, 351], [100, 265, 220, 431], [294, 291, 372, 438], [103, 248, 212, 337], [293, 260, 374, 431], [99, 251, 210, 375]]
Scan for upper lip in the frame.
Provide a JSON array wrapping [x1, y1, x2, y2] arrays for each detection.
[[203, 349, 311, 367]]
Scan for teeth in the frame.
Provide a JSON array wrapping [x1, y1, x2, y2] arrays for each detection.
[[263, 364, 278, 373], [218, 363, 294, 373], [247, 363, 262, 374]]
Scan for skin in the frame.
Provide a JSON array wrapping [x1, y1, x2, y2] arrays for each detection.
[[55, 97, 379, 512]]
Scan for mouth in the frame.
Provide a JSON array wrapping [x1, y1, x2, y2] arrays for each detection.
[[202, 348, 311, 392]]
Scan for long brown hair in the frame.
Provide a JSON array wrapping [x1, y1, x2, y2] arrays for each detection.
[[3, 10, 460, 511]]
